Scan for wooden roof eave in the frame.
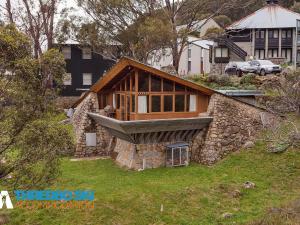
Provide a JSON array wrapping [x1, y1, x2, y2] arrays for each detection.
[[72, 57, 215, 108]]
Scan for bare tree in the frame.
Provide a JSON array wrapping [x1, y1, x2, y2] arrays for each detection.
[[2, 0, 61, 57]]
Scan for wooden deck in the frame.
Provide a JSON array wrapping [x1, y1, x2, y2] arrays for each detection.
[[88, 113, 213, 144]]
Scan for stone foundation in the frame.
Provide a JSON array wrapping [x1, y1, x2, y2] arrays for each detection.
[[72, 93, 113, 157], [114, 139, 171, 170], [191, 93, 277, 165], [72, 92, 278, 170]]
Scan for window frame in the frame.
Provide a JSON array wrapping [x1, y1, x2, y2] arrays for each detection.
[[82, 73, 92, 86]]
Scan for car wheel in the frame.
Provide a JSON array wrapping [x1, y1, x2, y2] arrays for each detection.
[[237, 70, 243, 77], [260, 69, 266, 76]]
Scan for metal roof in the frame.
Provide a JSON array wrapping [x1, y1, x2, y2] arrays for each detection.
[[218, 90, 264, 97], [227, 4, 300, 29]]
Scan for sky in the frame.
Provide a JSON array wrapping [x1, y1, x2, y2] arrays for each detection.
[[0, 0, 86, 21]]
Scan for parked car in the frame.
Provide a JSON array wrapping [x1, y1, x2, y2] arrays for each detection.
[[249, 60, 282, 75], [225, 61, 256, 76]]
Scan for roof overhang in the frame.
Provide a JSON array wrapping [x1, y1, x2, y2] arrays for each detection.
[[88, 113, 213, 144], [72, 57, 215, 108]]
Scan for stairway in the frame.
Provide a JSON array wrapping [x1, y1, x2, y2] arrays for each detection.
[[217, 37, 248, 61]]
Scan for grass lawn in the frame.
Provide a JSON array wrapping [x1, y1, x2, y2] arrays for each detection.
[[4, 140, 300, 225]]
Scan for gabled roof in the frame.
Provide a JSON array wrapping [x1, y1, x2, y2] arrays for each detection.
[[227, 4, 300, 29], [73, 57, 215, 107]]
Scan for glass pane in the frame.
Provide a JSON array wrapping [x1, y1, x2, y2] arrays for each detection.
[[151, 75, 161, 92], [163, 79, 173, 92], [126, 77, 130, 91], [132, 74, 135, 91], [151, 96, 161, 112], [175, 83, 185, 91], [175, 95, 185, 112], [131, 95, 135, 112], [116, 94, 120, 109], [138, 72, 149, 92], [138, 95, 149, 113], [164, 95, 173, 112], [186, 95, 190, 112]]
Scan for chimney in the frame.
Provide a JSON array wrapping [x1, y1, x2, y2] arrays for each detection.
[[266, 0, 279, 4]]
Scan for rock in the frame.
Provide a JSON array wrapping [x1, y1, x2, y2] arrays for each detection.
[[243, 141, 255, 149], [222, 212, 233, 218], [230, 189, 242, 198], [243, 181, 256, 189]]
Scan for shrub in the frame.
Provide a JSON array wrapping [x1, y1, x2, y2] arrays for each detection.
[[240, 74, 257, 85], [207, 74, 233, 86]]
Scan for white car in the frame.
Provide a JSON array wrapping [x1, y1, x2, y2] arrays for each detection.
[[249, 60, 282, 76]]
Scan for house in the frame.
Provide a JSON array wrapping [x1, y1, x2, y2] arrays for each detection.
[[148, 37, 213, 76], [56, 43, 115, 96], [210, 0, 300, 74], [71, 57, 276, 170]]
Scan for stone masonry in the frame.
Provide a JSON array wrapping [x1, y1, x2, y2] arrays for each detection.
[[72, 93, 113, 157], [73, 92, 278, 169], [191, 93, 277, 165], [114, 139, 169, 170]]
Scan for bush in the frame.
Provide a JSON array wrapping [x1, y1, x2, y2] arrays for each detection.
[[240, 74, 257, 85], [207, 74, 233, 86]]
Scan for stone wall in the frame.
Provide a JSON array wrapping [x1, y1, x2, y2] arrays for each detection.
[[114, 139, 172, 170], [191, 93, 277, 165], [72, 92, 113, 157]]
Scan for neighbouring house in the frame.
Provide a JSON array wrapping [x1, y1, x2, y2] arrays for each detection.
[[148, 37, 213, 76], [210, 0, 300, 74], [55, 43, 115, 106], [72, 57, 277, 170]]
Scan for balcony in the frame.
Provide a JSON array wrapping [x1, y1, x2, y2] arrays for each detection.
[[268, 38, 279, 48], [88, 113, 213, 144], [282, 38, 293, 48], [255, 39, 265, 48], [215, 57, 230, 64]]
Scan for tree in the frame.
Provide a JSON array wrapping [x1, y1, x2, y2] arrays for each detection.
[[76, 0, 258, 71], [1, 0, 62, 58], [0, 25, 73, 189]]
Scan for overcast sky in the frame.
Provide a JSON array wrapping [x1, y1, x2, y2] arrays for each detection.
[[0, 0, 86, 21]]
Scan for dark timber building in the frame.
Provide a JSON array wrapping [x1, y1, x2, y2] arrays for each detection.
[[57, 44, 115, 96]]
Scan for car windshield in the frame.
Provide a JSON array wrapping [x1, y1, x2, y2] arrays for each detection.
[[258, 60, 274, 66]]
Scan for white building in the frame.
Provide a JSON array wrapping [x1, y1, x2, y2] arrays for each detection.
[[148, 37, 214, 76]]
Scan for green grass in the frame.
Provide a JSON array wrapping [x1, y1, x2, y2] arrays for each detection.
[[4, 141, 300, 225]]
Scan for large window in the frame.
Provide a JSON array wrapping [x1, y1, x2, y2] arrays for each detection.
[[82, 47, 92, 59], [151, 75, 161, 92], [62, 46, 71, 59], [131, 95, 135, 112], [151, 96, 161, 112], [131, 74, 135, 91], [175, 95, 185, 112], [116, 94, 120, 109], [163, 79, 173, 91], [63, 73, 72, 85], [138, 73, 149, 92], [215, 48, 228, 57], [164, 95, 173, 112], [189, 95, 197, 112], [83, 73, 92, 85], [138, 96, 148, 113]]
